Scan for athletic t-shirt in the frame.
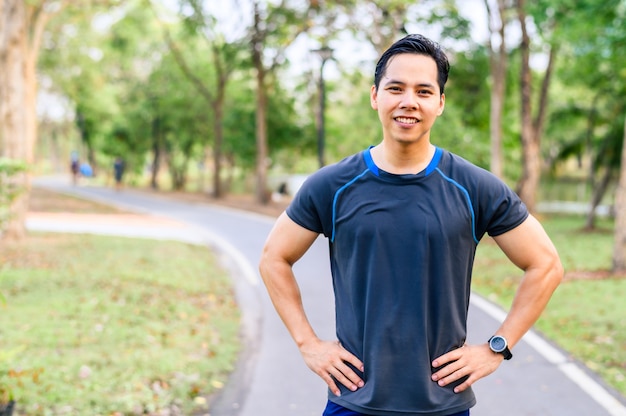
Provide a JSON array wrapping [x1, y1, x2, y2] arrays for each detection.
[[286, 147, 528, 416]]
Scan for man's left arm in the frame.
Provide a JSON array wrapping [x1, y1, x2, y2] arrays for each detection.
[[431, 214, 563, 392]]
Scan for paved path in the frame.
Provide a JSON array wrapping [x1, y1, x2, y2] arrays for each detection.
[[28, 176, 626, 416]]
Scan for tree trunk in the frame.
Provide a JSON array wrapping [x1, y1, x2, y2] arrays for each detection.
[[612, 115, 626, 273], [515, 0, 539, 212], [254, 64, 269, 205], [253, 1, 269, 205], [1, 1, 57, 239], [212, 44, 227, 199], [515, 1, 557, 214], [584, 167, 612, 230], [0, 1, 31, 240], [515, 0, 556, 214], [150, 115, 162, 189], [485, 0, 508, 179]]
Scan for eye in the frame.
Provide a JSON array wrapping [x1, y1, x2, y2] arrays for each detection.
[[386, 86, 402, 92], [417, 89, 433, 95]]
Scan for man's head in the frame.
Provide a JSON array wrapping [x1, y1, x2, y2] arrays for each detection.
[[374, 34, 450, 95]]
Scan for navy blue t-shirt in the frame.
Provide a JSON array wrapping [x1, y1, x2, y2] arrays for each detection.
[[286, 147, 528, 416]]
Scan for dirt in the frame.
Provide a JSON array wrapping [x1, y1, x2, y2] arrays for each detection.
[[29, 187, 126, 214]]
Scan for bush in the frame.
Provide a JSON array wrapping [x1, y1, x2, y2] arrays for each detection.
[[0, 158, 28, 235]]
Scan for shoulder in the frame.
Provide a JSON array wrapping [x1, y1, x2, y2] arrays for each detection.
[[286, 150, 369, 236], [436, 149, 507, 188], [299, 151, 369, 191]]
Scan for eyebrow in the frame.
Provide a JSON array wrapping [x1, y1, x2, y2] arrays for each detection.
[[383, 78, 436, 89]]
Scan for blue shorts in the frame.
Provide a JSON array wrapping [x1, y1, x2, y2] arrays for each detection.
[[323, 400, 470, 416]]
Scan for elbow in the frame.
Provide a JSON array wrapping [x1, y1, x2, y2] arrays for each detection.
[[546, 251, 564, 290], [258, 245, 272, 283]]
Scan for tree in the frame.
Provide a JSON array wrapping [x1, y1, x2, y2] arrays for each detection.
[[540, 0, 625, 230], [514, 0, 557, 213], [484, 0, 511, 179], [614, 115, 626, 273], [250, 0, 311, 204], [151, 0, 243, 197], [0, 0, 61, 239]]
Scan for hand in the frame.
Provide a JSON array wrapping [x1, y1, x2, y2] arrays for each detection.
[[431, 344, 503, 393], [299, 338, 365, 396]]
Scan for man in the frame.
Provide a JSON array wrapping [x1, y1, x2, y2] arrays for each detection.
[[259, 34, 563, 416]]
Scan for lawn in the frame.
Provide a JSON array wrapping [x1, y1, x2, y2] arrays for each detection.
[[0, 190, 240, 415], [472, 214, 626, 398]]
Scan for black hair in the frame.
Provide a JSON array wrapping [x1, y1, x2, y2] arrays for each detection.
[[373, 34, 450, 95]]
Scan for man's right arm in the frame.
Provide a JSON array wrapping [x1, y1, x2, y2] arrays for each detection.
[[259, 212, 364, 396]]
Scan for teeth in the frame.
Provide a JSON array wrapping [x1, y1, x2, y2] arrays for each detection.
[[396, 117, 418, 124]]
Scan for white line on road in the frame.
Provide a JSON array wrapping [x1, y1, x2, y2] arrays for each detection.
[[470, 294, 626, 416]]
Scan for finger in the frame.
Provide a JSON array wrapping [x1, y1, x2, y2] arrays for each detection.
[[320, 371, 341, 396], [437, 364, 470, 387], [336, 357, 364, 387], [432, 348, 463, 368], [432, 360, 462, 384], [330, 367, 361, 392], [452, 373, 476, 393], [432, 350, 466, 378], [339, 349, 365, 373]]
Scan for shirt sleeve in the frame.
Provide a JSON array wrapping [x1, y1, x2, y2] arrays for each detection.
[[285, 170, 334, 238], [472, 170, 529, 238]]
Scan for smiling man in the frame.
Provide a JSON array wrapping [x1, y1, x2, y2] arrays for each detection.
[[259, 34, 563, 416]]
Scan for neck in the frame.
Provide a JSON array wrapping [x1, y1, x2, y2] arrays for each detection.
[[371, 140, 435, 175]]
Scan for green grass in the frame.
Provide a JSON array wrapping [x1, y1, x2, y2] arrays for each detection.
[[472, 214, 626, 397], [0, 233, 239, 415]]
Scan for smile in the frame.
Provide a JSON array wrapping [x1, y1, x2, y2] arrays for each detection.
[[394, 116, 419, 124]]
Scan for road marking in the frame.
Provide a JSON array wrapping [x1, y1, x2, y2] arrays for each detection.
[[471, 294, 626, 416], [193, 228, 261, 287]]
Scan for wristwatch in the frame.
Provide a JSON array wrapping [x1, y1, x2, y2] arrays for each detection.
[[488, 335, 513, 360]]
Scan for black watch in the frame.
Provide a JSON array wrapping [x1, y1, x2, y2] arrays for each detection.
[[488, 335, 513, 360]]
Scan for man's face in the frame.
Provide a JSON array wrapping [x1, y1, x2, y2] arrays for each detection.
[[370, 53, 445, 145]]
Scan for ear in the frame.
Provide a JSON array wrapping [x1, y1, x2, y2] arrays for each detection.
[[437, 93, 445, 116], [370, 85, 378, 110]]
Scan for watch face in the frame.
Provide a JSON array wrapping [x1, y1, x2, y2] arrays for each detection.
[[490, 336, 506, 352]]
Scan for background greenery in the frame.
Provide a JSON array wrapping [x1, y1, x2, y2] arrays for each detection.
[[34, 0, 625, 200], [0, 191, 239, 414]]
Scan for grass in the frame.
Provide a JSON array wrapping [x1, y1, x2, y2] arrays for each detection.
[[472, 214, 626, 398], [0, 190, 240, 415]]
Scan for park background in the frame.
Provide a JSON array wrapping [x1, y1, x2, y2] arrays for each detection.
[[1, 0, 625, 414]]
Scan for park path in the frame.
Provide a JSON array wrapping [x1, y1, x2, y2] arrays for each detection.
[[28, 176, 626, 416]]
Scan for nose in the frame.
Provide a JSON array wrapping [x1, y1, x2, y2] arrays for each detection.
[[399, 91, 418, 110]]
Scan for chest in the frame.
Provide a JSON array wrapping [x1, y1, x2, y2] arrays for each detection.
[[333, 179, 474, 244]]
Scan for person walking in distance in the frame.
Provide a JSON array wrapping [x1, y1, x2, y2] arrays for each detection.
[[258, 34, 563, 416], [113, 157, 125, 191]]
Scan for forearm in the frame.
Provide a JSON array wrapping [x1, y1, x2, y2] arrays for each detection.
[[259, 256, 318, 348], [496, 248, 563, 348]]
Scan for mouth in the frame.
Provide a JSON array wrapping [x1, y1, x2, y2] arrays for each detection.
[[394, 116, 420, 125]]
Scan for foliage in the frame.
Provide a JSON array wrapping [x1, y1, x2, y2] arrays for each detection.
[[0, 159, 28, 237], [544, 0, 626, 176], [32, 0, 626, 208], [222, 73, 314, 171], [0, 233, 239, 414]]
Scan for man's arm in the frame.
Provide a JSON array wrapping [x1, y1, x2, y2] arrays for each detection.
[[431, 214, 563, 392], [259, 212, 365, 396]]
